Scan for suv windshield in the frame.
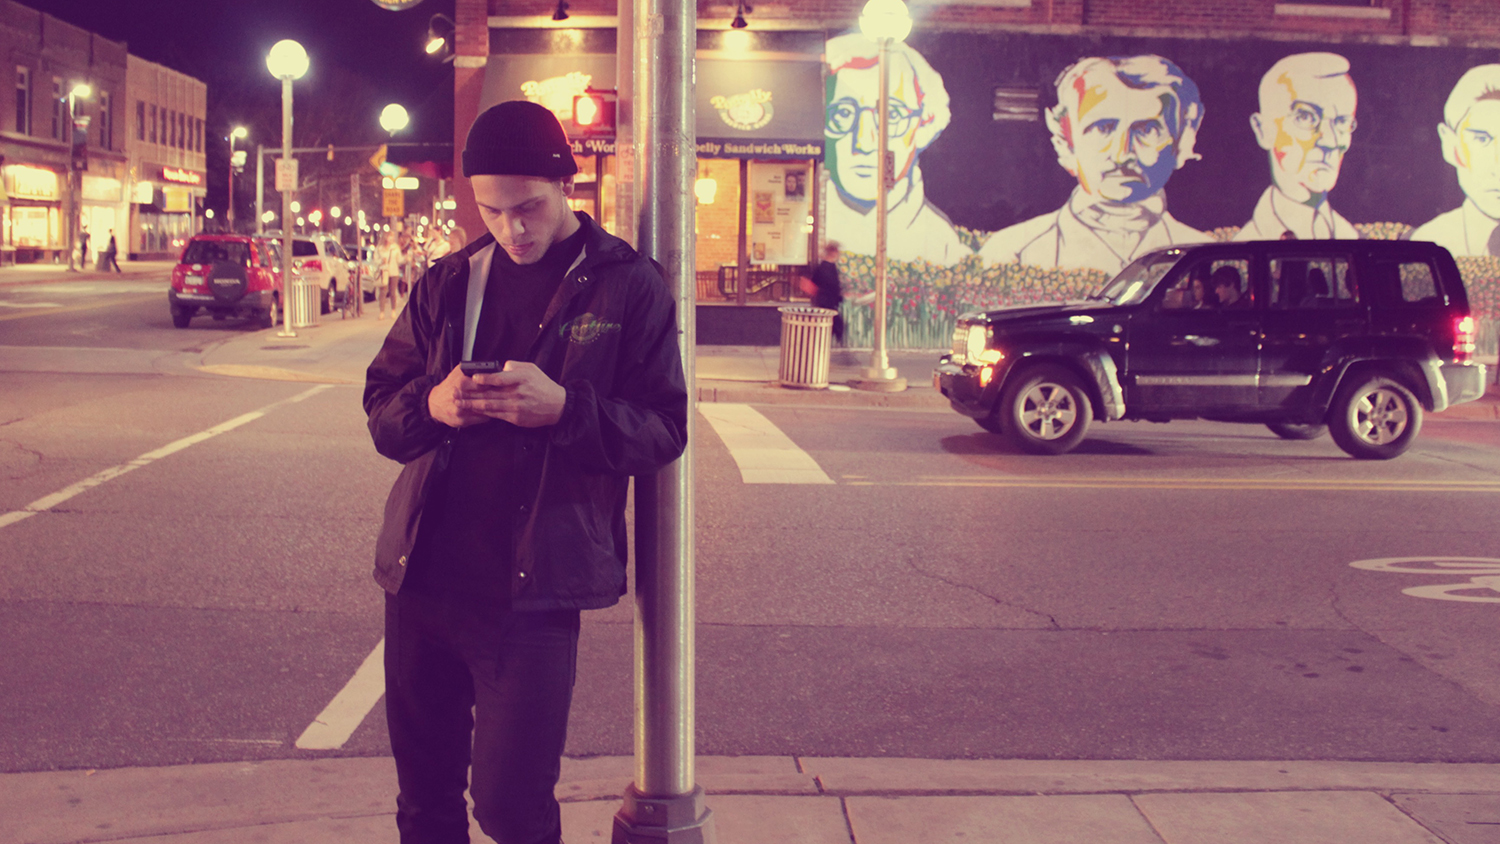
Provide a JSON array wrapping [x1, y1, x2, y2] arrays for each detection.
[[182, 240, 251, 266], [1090, 253, 1181, 305]]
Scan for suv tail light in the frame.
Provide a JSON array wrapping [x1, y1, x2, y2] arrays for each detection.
[[292, 258, 322, 273], [1454, 315, 1476, 364]]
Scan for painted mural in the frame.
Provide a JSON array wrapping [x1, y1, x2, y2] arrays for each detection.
[[822, 32, 1500, 349]]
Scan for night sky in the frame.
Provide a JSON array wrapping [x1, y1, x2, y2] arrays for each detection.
[[20, 0, 458, 208]]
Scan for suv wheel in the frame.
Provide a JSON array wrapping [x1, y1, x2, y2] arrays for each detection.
[[1267, 422, 1327, 441], [1327, 374, 1422, 460], [999, 364, 1091, 454], [258, 297, 279, 330], [171, 306, 194, 329]]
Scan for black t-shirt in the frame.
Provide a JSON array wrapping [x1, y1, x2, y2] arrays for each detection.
[[403, 226, 587, 609], [809, 259, 841, 311]]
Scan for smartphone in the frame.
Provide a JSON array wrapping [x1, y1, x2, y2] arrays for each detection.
[[459, 360, 502, 376]]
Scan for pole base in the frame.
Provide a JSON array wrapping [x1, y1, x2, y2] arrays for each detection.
[[850, 372, 908, 392], [275, 329, 298, 339], [612, 784, 715, 844]]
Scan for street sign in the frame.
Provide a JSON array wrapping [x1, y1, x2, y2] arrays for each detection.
[[383, 188, 404, 218], [275, 158, 298, 192], [369, 144, 387, 171]]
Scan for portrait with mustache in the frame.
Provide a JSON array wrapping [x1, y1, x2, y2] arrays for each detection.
[[980, 54, 1211, 273]]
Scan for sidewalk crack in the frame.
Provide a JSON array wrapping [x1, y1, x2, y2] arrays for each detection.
[[902, 553, 1059, 628]]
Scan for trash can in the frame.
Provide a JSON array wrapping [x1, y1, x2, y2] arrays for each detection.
[[777, 305, 837, 389], [288, 281, 321, 328]]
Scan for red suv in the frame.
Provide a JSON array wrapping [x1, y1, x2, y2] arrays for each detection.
[[168, 234, 284, 328]]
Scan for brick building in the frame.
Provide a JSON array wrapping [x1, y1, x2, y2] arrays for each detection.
[[0, 0, 126, 265], [454, 0, 1500, 344], [124, 55, 206, 260]]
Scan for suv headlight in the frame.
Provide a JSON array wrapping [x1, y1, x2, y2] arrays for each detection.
[[966, 324, 988, 363]]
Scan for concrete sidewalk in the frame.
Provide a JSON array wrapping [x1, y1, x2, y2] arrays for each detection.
[[0, 258, 176, 286], [6, 754, 1500, 843]]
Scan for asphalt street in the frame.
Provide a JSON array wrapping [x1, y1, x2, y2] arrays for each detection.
[[2, 275, 1500, 780]]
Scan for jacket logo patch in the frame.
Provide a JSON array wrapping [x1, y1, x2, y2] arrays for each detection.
[[562, 313, 622, 345]]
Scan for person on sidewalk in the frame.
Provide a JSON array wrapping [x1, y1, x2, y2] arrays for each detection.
[[375, 231, 403, 319], [102, 230, 121, 272], [800, 241, 846, 343], [78, 227, 90, 268], [363, 99, 688, 844]]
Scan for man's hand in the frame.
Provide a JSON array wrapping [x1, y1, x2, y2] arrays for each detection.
[[429, 361, 567, 429]]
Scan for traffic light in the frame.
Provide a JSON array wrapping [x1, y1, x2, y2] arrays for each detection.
[[571, 90, 616, 136]]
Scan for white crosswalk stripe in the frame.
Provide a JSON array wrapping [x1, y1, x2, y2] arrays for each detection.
[[698, 403, 833, 484]]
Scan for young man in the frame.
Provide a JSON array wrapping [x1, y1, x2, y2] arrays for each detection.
[[364, 100, 689, 844]]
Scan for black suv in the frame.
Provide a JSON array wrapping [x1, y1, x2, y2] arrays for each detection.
[[934, 240, 1487, 459]]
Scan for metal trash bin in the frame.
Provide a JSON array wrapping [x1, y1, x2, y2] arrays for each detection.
[[777, 305, 837, 389], [288, 281, 321, 328]]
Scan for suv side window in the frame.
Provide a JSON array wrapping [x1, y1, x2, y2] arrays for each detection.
[[1366, 259, 1447, 307], [1160, 257, 1252, 310], [292, 240, 318, 257], [1270, 255, 1356, 309]]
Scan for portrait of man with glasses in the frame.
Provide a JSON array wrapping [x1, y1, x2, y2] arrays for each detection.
[[823, 31, 971, 267], [979, 54, 1211, 273], [1410, 64, 1500, 257], [1235, 52, 1360, 241]]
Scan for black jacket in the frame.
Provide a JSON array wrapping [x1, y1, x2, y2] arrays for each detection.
[[363, 214, 688, 610]]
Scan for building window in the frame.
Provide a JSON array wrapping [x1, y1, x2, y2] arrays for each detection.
[[179, 112, 186, 149], [194, 117, 202, 153], [168, 109, 176, 147], [149, 104, 157, 143], [136, 100, 145, 141], [14, 67, 29, 135], [51, 78, 63, 140], [98, 91, 111, 150]]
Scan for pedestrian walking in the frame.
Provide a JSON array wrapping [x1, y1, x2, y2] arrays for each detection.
[[375, 231, 403, 319], [363, 99, 688, 844], [102, 230, 121, 272], [78, 227, 90, 268], [800, 240, 846, 343]]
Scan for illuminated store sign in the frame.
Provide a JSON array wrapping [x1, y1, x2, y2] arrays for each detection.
[[4, 165, 59, 201], [161, 167, 202, 185]]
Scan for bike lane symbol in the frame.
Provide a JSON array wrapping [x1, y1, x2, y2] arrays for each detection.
[[1349, 558, 1500, 603]]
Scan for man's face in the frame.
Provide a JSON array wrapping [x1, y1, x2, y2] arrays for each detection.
[[1254, 72, 1357, 202], [1446, 99, 1500, 219], [825, 56, 924, 206], [1060, 70, 1181, 204], [471, 174, 576, 265]]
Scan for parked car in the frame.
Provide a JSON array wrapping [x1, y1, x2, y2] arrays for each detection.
[[167, 234, 283, 329], [290, 235, 352, 314], [934, 240, 1488, 459]]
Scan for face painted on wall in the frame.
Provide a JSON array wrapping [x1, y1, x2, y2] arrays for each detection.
[[824, 53, 926, 208], [1252, 70, 1358, 204], [1441, 98, 1500, 220], [1058, 68, 1181, 204]]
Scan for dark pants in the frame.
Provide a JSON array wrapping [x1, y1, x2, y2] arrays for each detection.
[[384, 590, 581, 844], [103, 251, 120, 272]]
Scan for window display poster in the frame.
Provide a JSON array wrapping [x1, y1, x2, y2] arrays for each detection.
[[747, 161, 811, 266]]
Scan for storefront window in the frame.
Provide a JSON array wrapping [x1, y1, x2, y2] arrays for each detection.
[[11, 206, 49, 247]]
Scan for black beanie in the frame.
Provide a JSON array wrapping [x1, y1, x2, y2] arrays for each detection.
[[462, 100, 579, 179]]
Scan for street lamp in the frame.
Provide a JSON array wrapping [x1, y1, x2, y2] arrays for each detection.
[[851, 0, 911, 392], [228, 126, 248, 233], [379, 103, 410, 135], [66, 82, 92, 272], [267, 38, 308, 337]]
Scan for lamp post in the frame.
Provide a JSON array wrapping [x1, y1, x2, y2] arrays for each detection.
[[65, 82, 92, 272], [227, 126, 247, 232], [267, 38, 308, 338], [850, 0, 911, 393]]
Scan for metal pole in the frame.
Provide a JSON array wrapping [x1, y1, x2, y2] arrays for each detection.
[[66, 92, 77, 272], [851, 35, 906, 392], [613, 0, 713, 840], [278, 76, 296, 338], [256, 145, 265, 235], [227, 136, 237, 233]]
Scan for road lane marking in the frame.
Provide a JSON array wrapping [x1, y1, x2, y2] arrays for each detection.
[[295, 639, 385, 750], [0, 384, 333, 530], [847, 476, 1500, 493], [1351, 557, 1500, 603], [698, 402, 833, 484], [0, 293, 159, 322]]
